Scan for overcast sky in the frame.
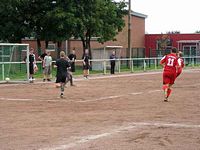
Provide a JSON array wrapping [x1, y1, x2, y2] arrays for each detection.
[[130, 0, 200, 34]]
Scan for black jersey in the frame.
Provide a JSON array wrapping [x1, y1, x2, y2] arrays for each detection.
[[82, 54, 90, 64], [29, 54, 35, 64], [40, 53, 47, 60], [68, 54, 76, 62], [55, 58, 70, 76]]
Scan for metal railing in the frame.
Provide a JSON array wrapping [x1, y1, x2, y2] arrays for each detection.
[[1, 56, 200, 81]]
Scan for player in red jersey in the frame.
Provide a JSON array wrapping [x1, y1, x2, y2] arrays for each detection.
[[176, 51, 184, 78], [160, 47, 179, 102]]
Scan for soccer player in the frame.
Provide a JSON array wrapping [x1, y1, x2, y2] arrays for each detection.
[[24, 48, 36, 82], [82, 49, 90, 79], [43, 51, 52, 81], [38, 49, 47, 82], [68, 49, 76, 72], [54, 51, 71, 98], [65, 56, 75, 86], [160, 47, 179, 102], [176, 51, 184, 78]]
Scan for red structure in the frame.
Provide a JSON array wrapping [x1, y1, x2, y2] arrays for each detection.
[[145, 34, 200, 57]]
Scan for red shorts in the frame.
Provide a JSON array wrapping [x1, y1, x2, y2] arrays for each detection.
[[176, 68, 182, 78], [163, 71, 176, 85]]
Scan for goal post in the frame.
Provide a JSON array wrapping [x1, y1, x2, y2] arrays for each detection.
[[103, 46, 123, 74], [0, 43, 30, 83], [91, 46, 123, 74]]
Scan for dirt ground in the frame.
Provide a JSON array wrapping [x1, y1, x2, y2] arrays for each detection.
[[0, 70, 200, 150]]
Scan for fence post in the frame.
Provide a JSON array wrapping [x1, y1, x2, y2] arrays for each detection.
[[2, 63, 5, 80], [192, 57, 195, 67], [154, 58, 157, 70], [103, 60, 106, 75], [131, 58, 134, 72], [118, 59, 121, 73], [143, 59, 146, 71]]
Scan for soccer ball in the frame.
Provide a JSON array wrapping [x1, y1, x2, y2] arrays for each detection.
[[5, 77, 10, 81]]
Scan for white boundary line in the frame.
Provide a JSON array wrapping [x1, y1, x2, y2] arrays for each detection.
[[39, 121, 200, 150], [0, 68, 199, 87], [0, 90, 161, 103], [0, 72, 162, 87]]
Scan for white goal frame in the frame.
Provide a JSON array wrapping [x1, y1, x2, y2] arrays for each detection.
[[103, 46, 123, 74], [0, 43, 30, 82]]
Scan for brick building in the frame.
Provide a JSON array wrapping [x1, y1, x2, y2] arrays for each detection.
[[145, 34, 200, 57], [22, 11, 147, 60]]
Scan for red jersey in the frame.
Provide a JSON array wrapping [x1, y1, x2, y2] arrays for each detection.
[[176, 57, 184, 78], [177, 57, 184, 68], [160, 53, 178, 73]]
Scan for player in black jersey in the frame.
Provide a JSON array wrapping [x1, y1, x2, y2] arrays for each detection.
[[54, 51, 71, 98]]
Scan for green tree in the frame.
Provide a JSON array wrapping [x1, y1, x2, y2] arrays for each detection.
[[73, 0, 127, 56], [0, 0, 30, 42], [41, 0, 76, 56]]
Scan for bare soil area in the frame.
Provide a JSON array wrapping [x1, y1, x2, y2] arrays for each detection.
[[0, 70, 200, 150]]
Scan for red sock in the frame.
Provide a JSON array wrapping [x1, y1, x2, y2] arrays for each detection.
[[167, 89, 172, 97]]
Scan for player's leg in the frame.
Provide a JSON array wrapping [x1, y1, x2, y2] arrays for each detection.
[[176, 69, 182, 78], [60, 75, 67, 98], [162, 72, 170, 101], [60, 82, 65, 98], [162, 84, 169, 101], [166, 84, 172, 98], [83, 69, 86, 78], [29, 64, 34, 82], [42, 65, 46, 81], [167, 73, 176, 99], [69, 73, 74, 86], [47, 66, 51, 81], [86, 68, 89, 78]]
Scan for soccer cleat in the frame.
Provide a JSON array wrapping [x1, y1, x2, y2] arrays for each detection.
[[60, 93, 64, 98], [164, 97, 168, 102], [29, 78, 34, 83], [43, 79, 46, 82], [47, 79, 51, 81]]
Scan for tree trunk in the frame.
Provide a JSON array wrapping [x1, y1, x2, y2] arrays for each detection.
[[37, 38, 42, 56], [57, 41, 62, 58], [45, 40, 49, 49], [81, 36, 86, 55]]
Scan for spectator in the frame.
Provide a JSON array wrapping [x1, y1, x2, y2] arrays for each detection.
[[82, 49, 90, 79], [68, 49, 76, 72], [43, 51, 52, 82], [110, 51, 117, 74], [38, 49, 47, 81]]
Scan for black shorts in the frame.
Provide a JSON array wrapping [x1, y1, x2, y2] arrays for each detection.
[[71, 64, 75, 72], [56, 74, 68, 83], [29, 64, 34, 74], [83, 64, 90, 70]]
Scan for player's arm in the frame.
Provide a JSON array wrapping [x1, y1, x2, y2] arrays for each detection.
[[177, 58, 182, 68], [160, 55, 166, 67], [38, 54, 44, 61], [82, 56, 86, 65], [54, 60, 58, 68]]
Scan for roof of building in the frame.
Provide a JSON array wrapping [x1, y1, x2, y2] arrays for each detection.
[[177, 40, 200, 43], [131, 11, 147, 19]]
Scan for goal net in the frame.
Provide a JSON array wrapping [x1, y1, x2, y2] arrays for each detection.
[[0, 43, 30, 83]]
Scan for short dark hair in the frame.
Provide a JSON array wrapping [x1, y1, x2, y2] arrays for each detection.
[[179, 51, 183, 57], [171, 47, 177, 53]]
